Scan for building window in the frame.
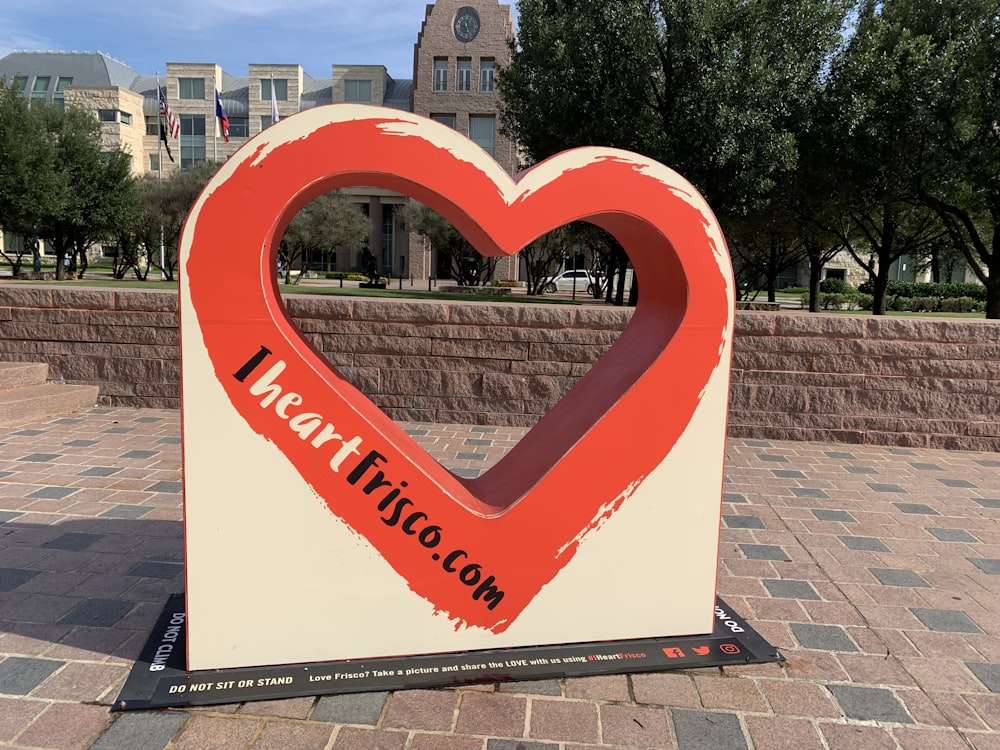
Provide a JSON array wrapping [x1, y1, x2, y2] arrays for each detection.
[[119, 111, 132, 126], [180, 115, 206, 168], [228, 117, 249, 138], [260, 115, 274, 130], [31, 76, 50, 102], [344, 79, 373, 103], [261, 78, 288, 101], [98, 109, 117, 123], [382, 204, 395, 276], [480, 59, 495, 92], [433, 58, 448, 92], [457, 59, 472, 92], [431, 114, 457, 129], [53, 76, 72, 110], [149, 153, 161, 172], [145, 115, 159, 136], [470, 115, 496, 156], [11, 75, 26, 93], [178, 77, 205, 100]]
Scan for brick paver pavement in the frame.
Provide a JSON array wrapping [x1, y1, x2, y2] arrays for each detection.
[[0, 407, 998, 749]]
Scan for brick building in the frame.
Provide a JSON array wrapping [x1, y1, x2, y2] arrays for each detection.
[[0, 0, 518, 282]]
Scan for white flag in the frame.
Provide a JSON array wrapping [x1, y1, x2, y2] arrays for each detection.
[[271, 79, 280, 124]]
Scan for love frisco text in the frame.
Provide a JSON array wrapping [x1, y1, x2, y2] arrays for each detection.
[[233, 346, 505, 614]]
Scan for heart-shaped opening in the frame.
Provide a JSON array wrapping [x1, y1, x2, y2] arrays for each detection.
[[266, 182, 689, 518]]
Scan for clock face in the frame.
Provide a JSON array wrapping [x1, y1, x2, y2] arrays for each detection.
[[454, 7, 481, 42]]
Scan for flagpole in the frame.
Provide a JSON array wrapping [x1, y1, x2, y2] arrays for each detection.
[[212, 71, 217, 162], [156, 72, 165, 280], [156, 73, 162, 182]]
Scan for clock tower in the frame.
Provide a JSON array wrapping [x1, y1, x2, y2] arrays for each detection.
[[410, 0, 518, 280]]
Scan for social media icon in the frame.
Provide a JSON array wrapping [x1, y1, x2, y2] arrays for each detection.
[[692, 646, 710, 656], [662, 647, 686, 659], [720, 643, 741, 655]]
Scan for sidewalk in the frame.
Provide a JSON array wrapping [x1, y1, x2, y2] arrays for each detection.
[[0, 407, 998, 749]]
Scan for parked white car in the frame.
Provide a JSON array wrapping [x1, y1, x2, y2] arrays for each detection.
[[543, 269, 599, 295]]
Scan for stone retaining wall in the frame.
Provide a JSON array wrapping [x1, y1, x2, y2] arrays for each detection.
[[0, 286, 997, 451]]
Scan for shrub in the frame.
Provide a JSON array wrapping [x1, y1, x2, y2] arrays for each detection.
[[857, 294, 874, 310], [940, 296, 978, 313], [858, 279, 986, 302], [820, 277, 855, 295], [820, 292, 848, 309], [889, 296, 913, 311]]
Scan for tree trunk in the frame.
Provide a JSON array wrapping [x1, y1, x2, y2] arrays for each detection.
[[986, 234, 1000, 319], [985, 278, 1000, 319], [808, 254, 823, 313], [872, 262, 891, 315], [627, 275, 638, 307]]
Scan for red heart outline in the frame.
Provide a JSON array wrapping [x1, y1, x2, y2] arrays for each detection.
[[180, 105, 733, 633]]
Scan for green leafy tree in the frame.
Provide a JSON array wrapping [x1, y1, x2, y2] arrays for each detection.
[[500, 0, 851, 306], [647, 0, 851, 216], [150, 160, 221, 281], [0, 83, 61, 274], [403, 203, 495, 286], [821, 1, 952, 314], [32, 105, 136, 280], [895, 0, 1000, 318], [110, 175, 160, 280], [498, 0, 662, 164], [520, 227, 569, 295], [279, 192, 369, 285]]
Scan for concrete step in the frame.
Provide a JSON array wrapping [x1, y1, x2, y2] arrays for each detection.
[[0, 382, 100, 425], [0, 362, 50, 390]]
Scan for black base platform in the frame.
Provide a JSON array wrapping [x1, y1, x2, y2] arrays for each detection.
[[113, 594, 782, 711]]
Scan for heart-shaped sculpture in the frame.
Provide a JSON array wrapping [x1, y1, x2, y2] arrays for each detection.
[[179, 105, 734, 670]]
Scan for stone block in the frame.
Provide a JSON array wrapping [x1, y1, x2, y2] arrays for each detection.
[[481, 372, 573, 402], [432, 338, 529, 361], [113, 290, 177, 312], [284, 295, 354, 320], [51, 288, 116, 310], [351, 297, 451, 324]]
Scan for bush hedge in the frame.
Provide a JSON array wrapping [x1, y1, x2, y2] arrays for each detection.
[[799, 291, 981, 313], [820, 277, 855, 295], [857, 279, 986, 301]]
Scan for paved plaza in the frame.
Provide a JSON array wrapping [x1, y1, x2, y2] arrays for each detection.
[[0, 407, 998, 749]]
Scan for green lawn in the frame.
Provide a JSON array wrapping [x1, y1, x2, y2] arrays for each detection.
[[1, 272, 988, 315]]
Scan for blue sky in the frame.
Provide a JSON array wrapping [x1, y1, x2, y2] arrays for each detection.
[[0, 1, 466, 81]]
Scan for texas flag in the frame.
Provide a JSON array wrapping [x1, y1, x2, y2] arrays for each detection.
[[215, 89, 230, 143]]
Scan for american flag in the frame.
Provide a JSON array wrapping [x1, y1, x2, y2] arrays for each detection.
[[215, 89, 229, 143], [159, 86, 180, 139]]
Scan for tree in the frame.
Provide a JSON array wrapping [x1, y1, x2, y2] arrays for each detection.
[[31, 105, 136, 280], [500, 0, 851, 304], [0, 83, 61, 274], [646, 0, 851, 217], [279, 192, 368, 284], [403, 202, 495, 286], [498, 0, 662, 165], [821, 0, 953, 314], [520, 227, 569, 295], [896, 0, 1000, 318], [727, 205, 808, 302], [110, 175, 160, 280], [150, 161, 221, 281]]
